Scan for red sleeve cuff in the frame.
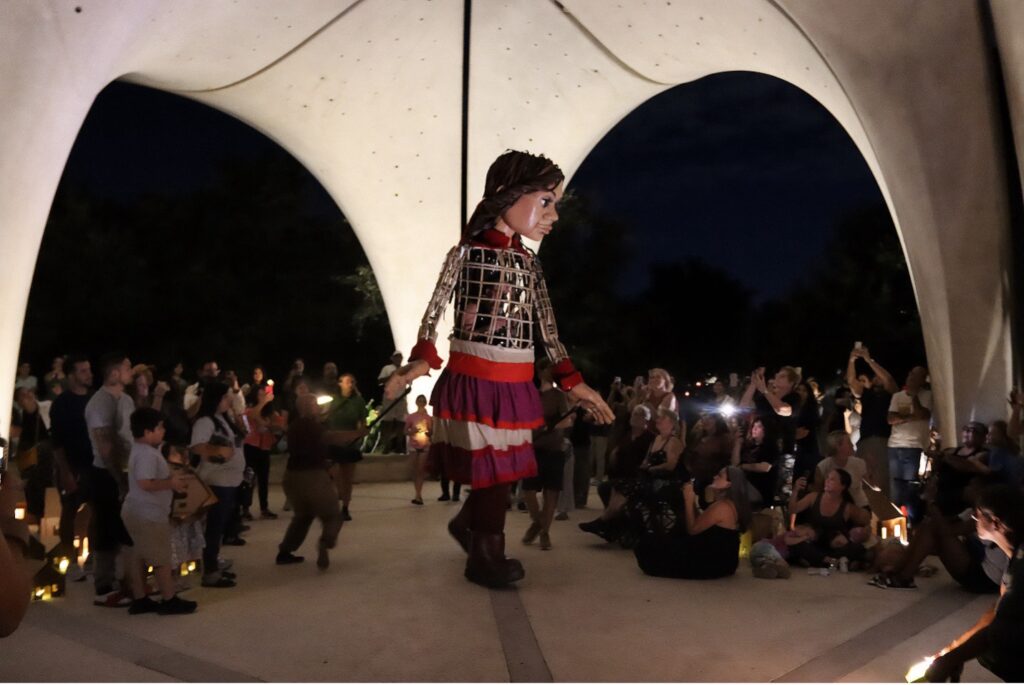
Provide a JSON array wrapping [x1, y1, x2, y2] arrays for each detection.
[[410, 340, 443, 370], [551, 358, 583, 392]]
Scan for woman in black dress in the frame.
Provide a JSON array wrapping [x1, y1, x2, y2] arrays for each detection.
[[634, 466, 752, 580]]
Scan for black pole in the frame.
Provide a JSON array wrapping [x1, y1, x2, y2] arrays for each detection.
[[460, 0, 472, 230]]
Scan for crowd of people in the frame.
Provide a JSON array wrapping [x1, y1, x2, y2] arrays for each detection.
[[1, 351, 407, 615], [4, 343, 1024, 680]]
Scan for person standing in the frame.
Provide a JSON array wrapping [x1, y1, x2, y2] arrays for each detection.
[[847, 345, 898, 497], [887, 365, 932, 516], [522, 362, 572, 550], [190, 381, 246, 588], [324, 373, 369, 521], [276, 394, 346, 569], [387, 150, 613, 588], [84, 353, 136, 607], [242, 387, 280, 520], [49, 354, 94, 579], [405, 394, 433, 505], [120, 408, 196, 615]]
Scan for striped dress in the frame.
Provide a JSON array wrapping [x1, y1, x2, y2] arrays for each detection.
[[409, 229, 583, 490]]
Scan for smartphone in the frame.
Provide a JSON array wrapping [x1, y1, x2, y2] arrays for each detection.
[[0, 437, 7, 486], [854, 341, 863, 350]]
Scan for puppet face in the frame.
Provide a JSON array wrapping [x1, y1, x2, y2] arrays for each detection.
[[497, 183, 563, 242]]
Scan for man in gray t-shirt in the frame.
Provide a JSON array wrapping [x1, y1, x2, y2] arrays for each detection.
[[83, 354, 136, 606]]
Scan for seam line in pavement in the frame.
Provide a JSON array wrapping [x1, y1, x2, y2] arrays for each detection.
[[773, 585, 975, 682], [490, 586, 554, 682], [26, 604, 263, 683]]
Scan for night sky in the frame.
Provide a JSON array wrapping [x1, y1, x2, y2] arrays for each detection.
[[60, 72, 884, 303], [569, 71, 883, 300]]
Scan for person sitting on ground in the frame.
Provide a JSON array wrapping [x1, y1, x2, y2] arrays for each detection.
[[924, 485, 1024, 683], [633, 466, 752, 580], [597, 404, 655, 507], [985, 420, 1023, 487], [579, 408, 683, 541], [120, 408, 197, 615], [732, 417, 778, 507], [788, 468, 871, 567], [0, 470, 32, 637], [276, 394, 350, 569], [870, 497, 1008, 592], [926, 421, 991, 518], [811, 431, 872, 509]]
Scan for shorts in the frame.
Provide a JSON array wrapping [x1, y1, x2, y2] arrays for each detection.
[[121, 510, 173, 567], [522, 448, 566, 492]]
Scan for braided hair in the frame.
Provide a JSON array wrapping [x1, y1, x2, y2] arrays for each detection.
[[462, 150, 565, 240]]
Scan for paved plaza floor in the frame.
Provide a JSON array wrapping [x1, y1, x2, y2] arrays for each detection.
[[0, 479, 1003, 682]]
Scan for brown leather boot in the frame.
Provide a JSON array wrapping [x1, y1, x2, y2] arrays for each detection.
[[465, 533, 525, 588]]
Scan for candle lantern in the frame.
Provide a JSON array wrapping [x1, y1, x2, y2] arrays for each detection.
[[879, 515, 909, 545], [32, 564, 65, 601]]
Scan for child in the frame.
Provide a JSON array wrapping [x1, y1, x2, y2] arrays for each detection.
[[120, 407, 197, 615], [164, 444, 208, 590]]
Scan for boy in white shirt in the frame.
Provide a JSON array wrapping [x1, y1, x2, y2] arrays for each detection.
[[121, 407, 197, 615]]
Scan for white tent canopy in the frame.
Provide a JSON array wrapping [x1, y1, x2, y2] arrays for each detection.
[[0, 0, 1020, 436]]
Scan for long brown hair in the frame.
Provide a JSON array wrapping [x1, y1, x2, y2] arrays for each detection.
[[462, 150, 564, 240]]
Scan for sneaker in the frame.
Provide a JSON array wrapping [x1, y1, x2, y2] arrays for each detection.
[[316, 544, 330, 570], [411, 498, 424, 506], [260, 510, 278, 520], [554, 512, 569, 521], [128, 596, 161, 615], [452, 494, 461, 503], [276, 551, 305, 565], [94, 589, 132, 608], [222, 536, 246, 546], [158, 595, 198, 615], [201, 574, 237, 588], [218, 558, 234, 572], [438, 493, 451, 502], [220, 570, 237, 580]]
